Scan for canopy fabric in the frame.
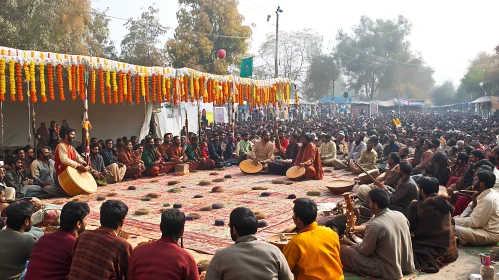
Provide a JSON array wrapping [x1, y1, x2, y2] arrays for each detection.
[[1, 99, 151, 148]]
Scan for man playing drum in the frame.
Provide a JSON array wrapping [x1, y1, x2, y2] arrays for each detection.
[[293, 134, 324, 180], [246, 131, 274, 169]]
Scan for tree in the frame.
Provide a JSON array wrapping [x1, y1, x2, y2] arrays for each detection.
[[432, 81, 456, 106], [166, 0, 252, 75], [86, 8, 118, 60], [254, 28, 322, 84], [458, 52, 499, 99], [0, 0, 94, 54], [304, 54, 341, 101], [336, 15, 434, 100], [120, 6, 167, 67]]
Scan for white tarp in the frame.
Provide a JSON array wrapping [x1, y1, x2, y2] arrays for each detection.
[[1, 99, 151, 148]]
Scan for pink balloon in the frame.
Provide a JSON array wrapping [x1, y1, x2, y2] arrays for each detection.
[[217, 49, 226, 59]]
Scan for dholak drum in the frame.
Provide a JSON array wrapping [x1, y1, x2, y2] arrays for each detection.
[[58, 167, 98, 197], [267, 233, 297, 251], [358, 169, 380, 184], [239, 159, 263, 174], [286, 166, 306, 180]]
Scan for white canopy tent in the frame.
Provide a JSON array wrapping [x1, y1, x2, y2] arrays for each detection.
[[1, 99, 152, 148]]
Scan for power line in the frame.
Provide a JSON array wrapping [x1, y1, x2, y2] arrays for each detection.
[[343, 45, 425, 67]]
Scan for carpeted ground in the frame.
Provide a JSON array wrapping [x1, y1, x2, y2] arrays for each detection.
[[46, 166, 356, 254]]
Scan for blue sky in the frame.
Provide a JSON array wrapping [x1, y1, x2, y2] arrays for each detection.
[[93, 0, 499, 86]]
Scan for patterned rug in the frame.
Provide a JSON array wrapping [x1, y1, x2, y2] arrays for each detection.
[[46, 166, 356, 254]]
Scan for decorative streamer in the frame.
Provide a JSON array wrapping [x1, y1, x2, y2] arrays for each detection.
[[29, 61, 37, 103], [39, 62, 46, 103], [56, 64, 64, 101], [16, 62, 23, 102]]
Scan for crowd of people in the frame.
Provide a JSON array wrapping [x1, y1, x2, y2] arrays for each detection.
[[1, 111, 499, 279]]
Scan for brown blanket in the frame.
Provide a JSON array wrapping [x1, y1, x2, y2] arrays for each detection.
[[407, 195, 458, 273]]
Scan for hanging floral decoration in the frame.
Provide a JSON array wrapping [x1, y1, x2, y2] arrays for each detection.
[[0, 48, 293, 108], [29, 61, 37, 103], [16, 62, 23, 102], [9, 58, 15, 101], [39, 62, 47, 103]]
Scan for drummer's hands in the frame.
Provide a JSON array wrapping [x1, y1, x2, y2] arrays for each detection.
[[298, 162, 305, 167], [76, 165, 89, 173], [253, 158, 259, 165], [340, 236, 355, 246]]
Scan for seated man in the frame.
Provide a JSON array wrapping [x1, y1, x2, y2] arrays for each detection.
[[208, 134, 225, 168], [268, 134, 300, 176], [100, 139, 127, 183], [355, 152, 401, 199], [0, 165, 16, 201], [118, 140, 145, 179], [185, 136, 215, 170], [128, 209, 199, 280], [356, 162, 418, 215], [293, 134, 324, 180], [412, 140, 434, 174], [25, 201, 90, 280], [247, 131, 274, 168], [335, 132, 349, 160], [453, 170, 499, 245], [69, 200, 133, 280], [30, 146, 62, 197], [167, 136, 199, 171], [5, 157, 48, 198], [283, 198, 343, 279], [157, 133, 171, 162], [206, 207, 293, 280], [234, 132, 253, 163], [0, 202, 36, 280], [142, 137, 174, 176], [319, 134, 337, 166], [349, 138, 378, 173], [383, 134, 400, 160], [331, 134, 366, 169], [89, 143, 110, 186], [341, 189, 415, 279], [408, 177, 458, 273]]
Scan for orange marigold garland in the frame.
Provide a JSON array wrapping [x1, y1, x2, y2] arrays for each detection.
[[127, 73, 133, 103], [144, 75, 150, 103], [172, 78, 178, 105], [156, 74, 161, 103], [39, 62, 47, 103], [183, 76, 188, 102], [9, 59, 15, 102], [16, 62, 23, 102], [135, 75, 141, 105], [0, 58, 5, 102], [71, 65, 76, 100], [99, 68, 104, 104], [47, 63, 54, 100], [118, 71, 123, 103], [151, 74, 156, 102], [190, 75, 194, 102], [76, 64, 80, 97], [90, 69, 96, 104], [106, 69, 111, 104], [56, 64, 64, 101], [122, 71, 127, 102], [79, 64, 85, 100], [29, 61, 37, 103]]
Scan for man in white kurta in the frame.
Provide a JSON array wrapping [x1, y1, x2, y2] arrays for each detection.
[[319, 135, 337, 166], [454, 170, 499, 245]]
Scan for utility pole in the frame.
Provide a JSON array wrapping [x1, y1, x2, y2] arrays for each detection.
[[274, 6, 283, 78]]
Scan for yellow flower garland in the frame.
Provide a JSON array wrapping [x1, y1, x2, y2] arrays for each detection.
[[67, 66, 72, 92], [111, 70, 117, 93], [29, 61, 36, 100], [123, 72, 127, 96], [39, 63, 46, 102], [190, 75, 194, 101], [141, 75, 145, 97], [0, 58, 5, 101], [9, 59, 15, 101]]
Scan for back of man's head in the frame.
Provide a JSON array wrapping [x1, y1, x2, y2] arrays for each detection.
[[6, 202, 34, 231], [399, 162, 412, 176], [229, 207, 257, 237], [368, 189, 390, 210], [100, 200, 128, 230], [160, 209, 185, 242], [60, 201, 90, 232], [293, 198, 317, 226], [417, 176, 439, 196]]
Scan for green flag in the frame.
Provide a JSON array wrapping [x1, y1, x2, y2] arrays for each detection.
[[240, 57, 253, 78]]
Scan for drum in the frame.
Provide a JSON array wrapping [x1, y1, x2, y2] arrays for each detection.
[[358, 169, 380, 184], [326, 180, 356, 194], [239, 159, 263, 174], [286, 166, 306, 180], [58, 167, 98, 197], [266, 233, 297, 251]]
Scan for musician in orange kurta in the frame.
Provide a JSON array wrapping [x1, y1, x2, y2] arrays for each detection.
[[118, 140, 145, 179], [53, 127, 90, 196], [167, 136, 199, 171], [294, 134, 324, 180]]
